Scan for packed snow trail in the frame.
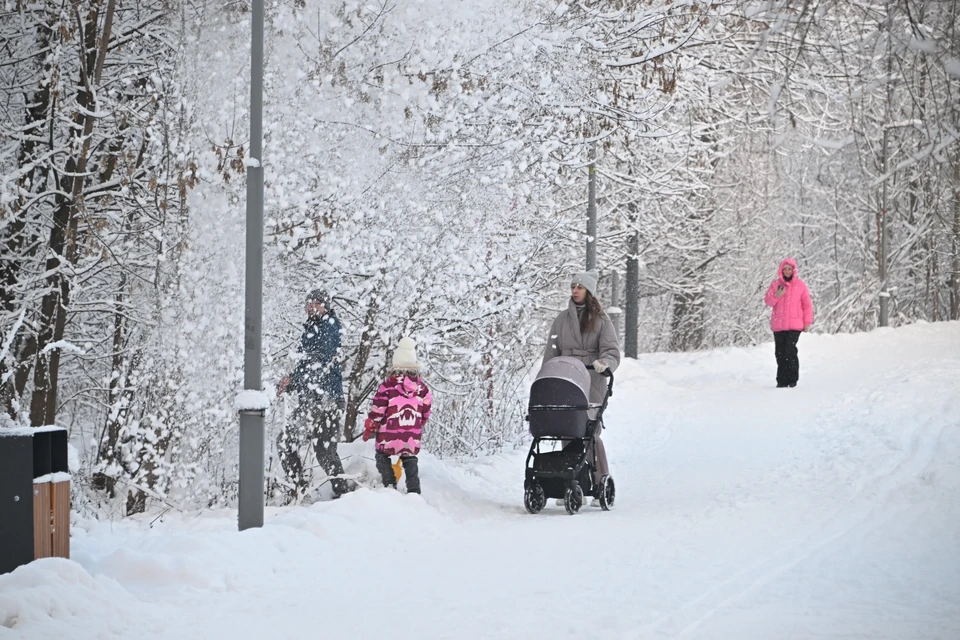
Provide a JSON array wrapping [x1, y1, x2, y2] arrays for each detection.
[[2, 322, 959, 639]]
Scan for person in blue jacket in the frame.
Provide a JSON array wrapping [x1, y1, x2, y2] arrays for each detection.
[[277, 289, 350, 498]]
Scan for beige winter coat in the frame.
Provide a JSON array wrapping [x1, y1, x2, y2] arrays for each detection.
[[542, 300, 621, 404]]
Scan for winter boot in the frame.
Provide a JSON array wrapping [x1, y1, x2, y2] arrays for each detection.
[[402, 456, 421, 494], [375, 452, 397, 488]]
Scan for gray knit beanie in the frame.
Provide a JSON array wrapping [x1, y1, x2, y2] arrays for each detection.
[[571, 270, 599, 297]]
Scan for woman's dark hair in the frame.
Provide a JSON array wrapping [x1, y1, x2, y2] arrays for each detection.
[[579, 290, 605, 334]]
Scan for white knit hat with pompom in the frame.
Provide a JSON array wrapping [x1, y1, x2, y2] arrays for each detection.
[[391, 337, 420, 370]]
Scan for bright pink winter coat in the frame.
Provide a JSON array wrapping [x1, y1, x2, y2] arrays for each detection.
[[763, 258, 814, 332], [365, 375, 432, 457]]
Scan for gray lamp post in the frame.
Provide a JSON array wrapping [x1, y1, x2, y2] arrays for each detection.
[[239, 0, 265, 531]]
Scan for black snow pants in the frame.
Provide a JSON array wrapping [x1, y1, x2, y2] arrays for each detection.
[[277, 402, 349, 497], [375, 451, 420, 494], [773, 330, 802, 387]]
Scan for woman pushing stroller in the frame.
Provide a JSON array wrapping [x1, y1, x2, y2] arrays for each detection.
[[541, 269, 621, 491]]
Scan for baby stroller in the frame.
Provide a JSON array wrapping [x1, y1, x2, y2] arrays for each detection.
[[523, 356, 615, 515]]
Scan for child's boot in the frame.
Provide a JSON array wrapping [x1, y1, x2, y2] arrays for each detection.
[[375, 452, 397, 488], [402, 456, 421, 494]]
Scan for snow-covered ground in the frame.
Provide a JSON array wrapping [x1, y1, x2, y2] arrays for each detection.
[[3, 322, 959, 639]]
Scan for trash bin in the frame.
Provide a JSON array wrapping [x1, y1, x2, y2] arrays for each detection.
[[0, 426, 71, 575]]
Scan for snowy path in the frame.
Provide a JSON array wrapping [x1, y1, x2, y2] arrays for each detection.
[[3, 322, 959, 639]]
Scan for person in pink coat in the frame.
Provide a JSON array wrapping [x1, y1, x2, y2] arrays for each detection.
[[763, 258, 813, 387]]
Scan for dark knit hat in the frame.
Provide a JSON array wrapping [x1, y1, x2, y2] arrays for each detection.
[[305, 289, 329, 305]]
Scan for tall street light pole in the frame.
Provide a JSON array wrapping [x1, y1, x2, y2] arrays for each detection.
[[239, 0, 265, 531]]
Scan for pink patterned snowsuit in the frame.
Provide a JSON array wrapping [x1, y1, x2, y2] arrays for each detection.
[[366, 375, 433, 457]]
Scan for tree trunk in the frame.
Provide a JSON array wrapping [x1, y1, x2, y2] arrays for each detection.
[[29, 0, 117, 426], [2, 8, 58, 419], [343, 294, 381, 441], [93, 283, 127, 497], [29, 204, 71, 426], [669, 284, 704, 352], [624, 203, 639, 358], [952, 160, 960, 321]]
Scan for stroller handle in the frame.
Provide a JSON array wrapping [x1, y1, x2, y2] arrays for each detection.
[[585, 364, 614, 397]]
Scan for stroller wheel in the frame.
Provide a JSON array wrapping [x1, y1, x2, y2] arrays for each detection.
[[524, 483, 546, 514], [564, 483, 583, 515], [599, 475, 615, 511]]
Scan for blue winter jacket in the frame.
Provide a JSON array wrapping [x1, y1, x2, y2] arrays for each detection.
[[288, 311, 344, 407]]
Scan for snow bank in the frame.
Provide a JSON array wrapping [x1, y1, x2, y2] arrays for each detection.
[[0, 560, 158, 637]]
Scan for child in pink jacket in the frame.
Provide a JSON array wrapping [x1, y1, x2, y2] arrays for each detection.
[[362, 337, 432, 493], [763, 258, 814, 387]]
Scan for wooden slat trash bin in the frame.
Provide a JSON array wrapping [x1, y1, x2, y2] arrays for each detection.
[[0, 426, 71, 575]]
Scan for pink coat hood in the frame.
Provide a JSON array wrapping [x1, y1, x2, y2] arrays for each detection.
[[763, 258, 814, 332]]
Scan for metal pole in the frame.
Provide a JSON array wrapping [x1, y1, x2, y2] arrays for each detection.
[[586, 162, 597, 271], [239, 0, 265, 531], [879, 204, 889, 327], [609, 270, 621, 338], [625, 203, 639, 358], [878, 6, 894, 328]]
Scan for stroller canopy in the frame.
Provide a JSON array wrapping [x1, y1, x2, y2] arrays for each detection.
[[528, 357, 593, 438], [534, 357, 591, 405]]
